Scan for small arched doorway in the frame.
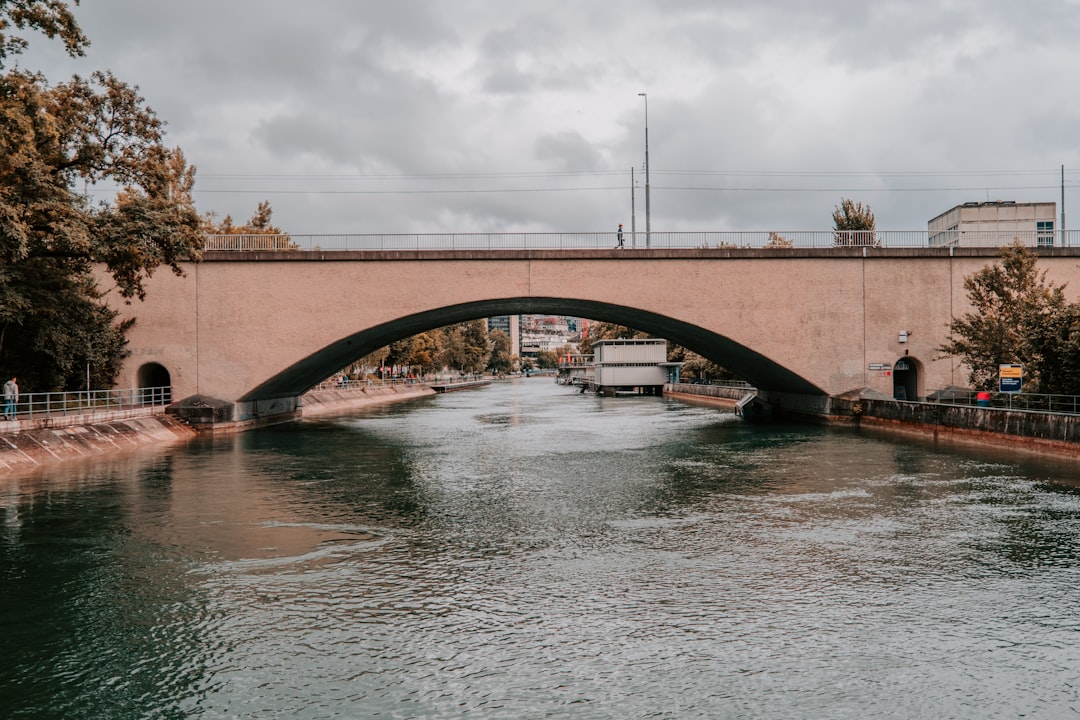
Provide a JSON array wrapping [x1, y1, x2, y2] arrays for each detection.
[[892, 356, 919, 401], [136, 362, 172, 405]]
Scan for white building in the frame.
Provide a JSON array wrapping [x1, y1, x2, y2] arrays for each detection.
[[928, 201, 1057, 248], [587, 339, 682, 396], [520, 332, 575, 356]]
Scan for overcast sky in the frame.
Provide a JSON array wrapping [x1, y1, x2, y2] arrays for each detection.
[[20, 0, 1080, 234]]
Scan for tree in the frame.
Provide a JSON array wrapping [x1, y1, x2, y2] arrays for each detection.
[[487, 329, 512, 374], [765, 232, 794, 248], [457, 319, 489, 373], [832, 198, 877, 247], [0, 5, 203, 390], [576, 321, 646, 355], [938, 241, 1080, 392], [1027, 303, 1080, 395], [385, 331, 443, 376], [535, 350, 560, 369], [667, 346, 735, 383], [0, 0, 87, 68], [203, 200, 296, 250]]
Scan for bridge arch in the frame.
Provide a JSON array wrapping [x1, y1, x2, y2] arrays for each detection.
[[118, 249, 1080, 419], [238, 297, 825, 402]]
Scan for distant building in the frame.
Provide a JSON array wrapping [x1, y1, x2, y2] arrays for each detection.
[[521, 333, 574, 356], [487, 315, 520, 358], [518, 314, 580, 358], [586, 338, 682, 396], [928, 201, 1057, 248]]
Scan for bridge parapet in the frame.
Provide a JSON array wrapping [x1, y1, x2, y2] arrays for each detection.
[[203, 230, 1080, 252]]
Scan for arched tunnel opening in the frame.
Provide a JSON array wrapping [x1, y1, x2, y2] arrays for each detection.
[[238, 297, 825, 403]]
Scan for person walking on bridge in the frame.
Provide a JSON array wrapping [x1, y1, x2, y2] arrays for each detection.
[[616, 223, 624, 248], [3, 376, 18, 420]]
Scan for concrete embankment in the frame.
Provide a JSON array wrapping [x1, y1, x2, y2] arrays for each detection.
[[429, 379, 492, 393], [0, 409, 196, 474], [830, 396, 1080, 457], [299, 383, 436, 417], [663, 383, 748, 407], [0, 384, 437, 473], [667, 382, 1080, 458]]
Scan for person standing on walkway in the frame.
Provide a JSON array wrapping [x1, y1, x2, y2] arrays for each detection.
[[616, 223, 624, 248], [3, 376, 18, 420]]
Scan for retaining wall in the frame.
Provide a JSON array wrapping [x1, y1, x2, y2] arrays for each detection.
[[299, 384, 436, 417], [668, 383, 1080, 456], [0, 410, 196, 474], [664, 383, 750, 406], [0, 384, 437, 474], [831, 396, 1080, 455]]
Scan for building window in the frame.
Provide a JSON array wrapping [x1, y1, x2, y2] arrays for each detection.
[[1037, 221, 1055, 247]]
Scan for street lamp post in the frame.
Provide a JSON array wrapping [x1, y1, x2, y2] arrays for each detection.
[[638, 92, 650, 248]]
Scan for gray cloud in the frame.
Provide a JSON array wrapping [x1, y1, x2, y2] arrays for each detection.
[[18, 0, 1080, 235]]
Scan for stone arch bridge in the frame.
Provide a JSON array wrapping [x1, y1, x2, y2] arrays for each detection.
[[108, 247, 1080, 425]]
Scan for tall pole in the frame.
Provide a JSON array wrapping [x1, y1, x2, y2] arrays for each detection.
[[639, 92, 650, 248], [1062, 164, 1067, 246], [631, 166, 637, 249]]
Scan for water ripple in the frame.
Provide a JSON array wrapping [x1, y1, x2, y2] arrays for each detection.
[[5, 381, 1080, 718]]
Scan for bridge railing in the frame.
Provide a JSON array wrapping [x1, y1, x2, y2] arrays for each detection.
[[3, 386, 172, 421], [203, 230, 1080, 252]]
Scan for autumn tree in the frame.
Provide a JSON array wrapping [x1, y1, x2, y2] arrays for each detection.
[[384, 331, 443, 376], [0, 0, 86, 66], [1, 6, 203, 390], [576, 321, 646, 355], [487, 329, 513, 374], [440, 320, 489, 374], [938, 241, 1080, 393], [765, 232, 794, 248], [666, 346, 735, 383], [203, 200, 296, 249], [534, 350, 561, 369], [832, 198, 877, 247]]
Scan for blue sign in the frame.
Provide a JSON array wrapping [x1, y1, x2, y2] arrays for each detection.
[[999, 376, 1022, 393]]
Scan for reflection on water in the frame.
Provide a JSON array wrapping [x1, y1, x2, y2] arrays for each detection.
[[3, 379, 1080, 718]]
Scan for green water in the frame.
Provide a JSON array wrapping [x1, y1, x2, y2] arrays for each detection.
[[3, 379, 1080, 718]]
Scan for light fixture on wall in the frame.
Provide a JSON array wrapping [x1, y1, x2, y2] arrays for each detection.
[[898, 330, 911, 343]]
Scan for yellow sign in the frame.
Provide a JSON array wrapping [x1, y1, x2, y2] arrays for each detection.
[[999, 364, 1023, 379]]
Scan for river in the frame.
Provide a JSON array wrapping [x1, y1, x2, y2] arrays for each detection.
[[3, 378, 1080, 719]]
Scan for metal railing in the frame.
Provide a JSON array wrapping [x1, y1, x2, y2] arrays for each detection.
[[928, 389, 1080, 414], [2, 386, 172, 421], [674, 379, 756, 388], [305, 376, 455, 393], [203, 229, 1080, 252], [306, 375, 423, 390]]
